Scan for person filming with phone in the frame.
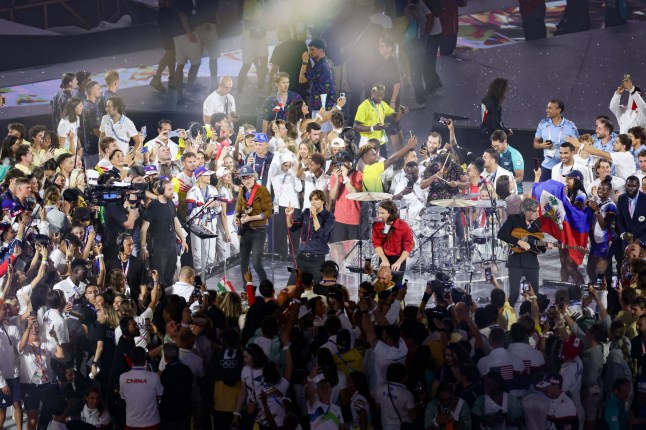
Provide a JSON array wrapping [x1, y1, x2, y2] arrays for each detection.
[[371, 200, 414, 285], [285, 190, 335, 286]]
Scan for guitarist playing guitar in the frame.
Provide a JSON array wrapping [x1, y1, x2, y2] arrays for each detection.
[[234, 165, 273, 282], [497, 199, 554, 306]]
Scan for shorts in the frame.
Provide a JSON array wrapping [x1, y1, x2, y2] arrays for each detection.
[[0, 378, 16, 409], [590, 242, 611, 258], [311, 110, 332, 132], [195, 23, 219, 58], [21, 383, 49, 411], [173, 33, 202, 65], [241, 30, 268, 63]]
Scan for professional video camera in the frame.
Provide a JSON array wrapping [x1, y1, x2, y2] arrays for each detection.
[[84, 182, 149, 206]]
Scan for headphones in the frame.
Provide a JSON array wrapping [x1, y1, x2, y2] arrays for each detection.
[[321, 260, 339, 279], [157, 179, 169, 195], [116, 233, 131, 253]]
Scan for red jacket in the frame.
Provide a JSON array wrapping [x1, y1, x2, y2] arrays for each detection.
[[372, 218, 414, 257]]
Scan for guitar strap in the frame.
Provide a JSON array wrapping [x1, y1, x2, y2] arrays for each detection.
[[246, 184, 260, 209]]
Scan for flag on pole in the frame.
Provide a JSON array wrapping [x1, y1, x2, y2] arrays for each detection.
[[272, 102, 283, 112], [216, 277, 236, 293], [532, 180, 592, 265]]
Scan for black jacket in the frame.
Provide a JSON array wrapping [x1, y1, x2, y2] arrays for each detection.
[[497, 214, 543, 269]]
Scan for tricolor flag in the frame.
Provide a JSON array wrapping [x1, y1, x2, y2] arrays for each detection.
[[272, 102, 283, 112], [216, 277, 236, 294], [532, 180, 592, 265]]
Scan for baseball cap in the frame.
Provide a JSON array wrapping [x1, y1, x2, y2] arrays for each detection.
[[335, 151, 354, 162], [194, 166, 214, 179], [561, 336, 583, 360], [86, 169, 100, 185], [1, 200, 13, 211], [144, 165, 158, 176], [215, 167, 230, 179], [10, 203, 25, 218], [253, 132, 269, 143], [563, 170, 584, 182], [239, 165, 257, 178], [244, 130, 256, 137], [330, 138, 345, 149], [535, 372, 563, 389]]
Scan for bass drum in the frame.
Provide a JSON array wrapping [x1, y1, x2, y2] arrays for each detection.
[[371, 232, 420, 270]]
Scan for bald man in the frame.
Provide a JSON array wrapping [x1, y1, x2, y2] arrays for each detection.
[[374, 266, 395, 294], [203, 76, 238, 124]]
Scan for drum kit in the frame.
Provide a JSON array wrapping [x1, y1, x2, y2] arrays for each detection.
[[342, 191, 509, 278]]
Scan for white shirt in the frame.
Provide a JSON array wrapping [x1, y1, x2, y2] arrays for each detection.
[[241, 365, 264, 406], [610, 151, 636, 180], [507, 342, 546, 375], [257, 377, 290, 426], [390, 173, 427, 221], [484, 165, 517, 194], [57, 117, 79, 151], [0, 323, 19, 388], [309, 399, 345, 430], [40, 308, 70, 347], [145, 138, 179, 162], [165, 281, 198, 311], [99, 114, 138, 154], [373, 338, 408, 391], [49, 247, 67, 273], [203, 91, 236, 118], [546, 392, 578, 429], [81, 405, 111, 427], [522, 390, 551, 430], [271, 171, 302, 208], [589, 176, 626, 196], [53, 277, 86, 303], [119, 366, 164, 427], [477, 347, 524, 380], [560, 357, 583, 425], [350, 392, 370, 429], [609, 90, 646, 133], [19, 342, 55, 385], [179, 348, 204, 401], [301, 171, 329, 202], [377, 382, 415, 427], [551, 160, 593, 191]]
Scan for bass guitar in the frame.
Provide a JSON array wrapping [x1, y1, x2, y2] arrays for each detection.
[[509, 228, 588, 254]]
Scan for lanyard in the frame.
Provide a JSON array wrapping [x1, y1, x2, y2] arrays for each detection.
[[559, 164, 574, 177], [547, 122, 563, 144], [369, 99, 384, 125], [122, 258, 130, 278], [0, 325, 11, 346], [109, 116, 129, 145], [253, 153, 267, 180]]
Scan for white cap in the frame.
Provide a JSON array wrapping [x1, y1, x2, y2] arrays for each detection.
[[280, 152, 295, 165], [330, 138, 345, 148]]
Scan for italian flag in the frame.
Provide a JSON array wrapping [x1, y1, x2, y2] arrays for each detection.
[[216, 277, 236, 294]]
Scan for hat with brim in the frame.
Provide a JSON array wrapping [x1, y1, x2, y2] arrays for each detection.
[[239, 165, 257, 178]]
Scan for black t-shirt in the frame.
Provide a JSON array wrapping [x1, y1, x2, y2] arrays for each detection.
[[143, 199, 177, 245], [81, 99, 101, 155], [160, 361, 193, 420], [106, 256, 148, 293], [103, 202, 128, 260], [93, 324, 116, 367], [376, 56, 401, 105], [270, 39, 309, 97]]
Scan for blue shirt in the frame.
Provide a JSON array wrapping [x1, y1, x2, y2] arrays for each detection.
[[304, 57, 337, 110], [499, 144, 524, 193], [535, 116, 579, 168], [262, 91, 302, 122], [630, 144, 646, 168], [290, 208, 335, 255], [593, 132, 618, 175]]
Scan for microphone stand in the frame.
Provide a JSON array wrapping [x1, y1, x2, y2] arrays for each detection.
[[182, 194, 221, 282]]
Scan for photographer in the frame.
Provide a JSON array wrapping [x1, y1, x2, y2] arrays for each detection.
[[100, 173, 139, 261], [105, 233, 148, 306]]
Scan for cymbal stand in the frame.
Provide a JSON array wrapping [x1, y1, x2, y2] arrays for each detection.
[[342, 201, 377, 282]]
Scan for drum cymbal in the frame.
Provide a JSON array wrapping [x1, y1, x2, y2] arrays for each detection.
[[474, 200, 507, 208], [431, 198, 476, 208], [457, 193, 480, 199], [346, 192, 393, 202]]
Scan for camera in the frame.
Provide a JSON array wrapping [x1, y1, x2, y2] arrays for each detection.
[[85, 182, 148, 206], [406, 177, 415, 189]]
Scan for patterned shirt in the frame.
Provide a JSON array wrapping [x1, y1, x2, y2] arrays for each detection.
[[263, 91, 302, 122], [423, 161, 466, 201], [304, 56, 337, 110]]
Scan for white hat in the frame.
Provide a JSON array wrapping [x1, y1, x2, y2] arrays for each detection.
[[280, 152, 295, 165], [86, 169, 100, 185], [215, 167, 230, 179], [330, 137, 345, 148]]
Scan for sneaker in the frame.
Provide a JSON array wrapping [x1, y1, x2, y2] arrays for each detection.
[[149, 77, 166, 93], [426, 82, 444, 95]]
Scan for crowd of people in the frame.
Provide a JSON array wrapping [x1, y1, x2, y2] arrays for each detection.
[[0, 1, 646, 430]]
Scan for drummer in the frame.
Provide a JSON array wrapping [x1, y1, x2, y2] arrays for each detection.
[[391, 161, 427, 221], [372, 199, 414, 285], [421, 152, 469, 241]]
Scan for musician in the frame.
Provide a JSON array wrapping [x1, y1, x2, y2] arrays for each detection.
[[285, 190, 335, 285], [234, 165, 273, 282], [421, 152, 468, 241], [371, 200, 414, 285], [391, 161, 427, 221], [497, 199, 553, 306], [186, 166, 221, 273]]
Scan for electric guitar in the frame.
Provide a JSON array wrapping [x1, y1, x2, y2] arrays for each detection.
[[509, 228, 588, 254], [236, 206, 253, 236]]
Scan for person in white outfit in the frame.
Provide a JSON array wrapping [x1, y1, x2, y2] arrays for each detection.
[[270, 152, 302, 260], [215, 166, 239, 259], [609, 76, 646, 133], [186, 166, 221, 273]]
